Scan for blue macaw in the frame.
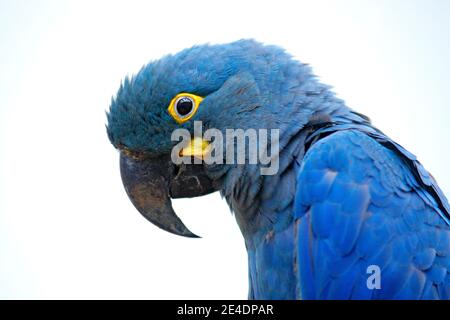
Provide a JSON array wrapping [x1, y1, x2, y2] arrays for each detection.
[[107, 40, 450, 300]]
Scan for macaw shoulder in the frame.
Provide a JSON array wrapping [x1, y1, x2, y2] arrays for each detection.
[[293, 129, 450, 300], [295, 129, 413, 211]]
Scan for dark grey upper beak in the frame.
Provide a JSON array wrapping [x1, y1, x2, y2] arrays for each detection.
[[119, 154, 216, 238]]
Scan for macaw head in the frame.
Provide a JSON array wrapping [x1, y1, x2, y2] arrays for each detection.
[[107, 39, 327, 238]]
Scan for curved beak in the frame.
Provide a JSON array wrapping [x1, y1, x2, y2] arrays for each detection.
[[119, 153, 216, 238]]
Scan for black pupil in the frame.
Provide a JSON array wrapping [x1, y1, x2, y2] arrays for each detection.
[[176, 98, 194, 116]]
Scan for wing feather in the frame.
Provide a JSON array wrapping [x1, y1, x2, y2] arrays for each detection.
[[295, 130, 450, 300]]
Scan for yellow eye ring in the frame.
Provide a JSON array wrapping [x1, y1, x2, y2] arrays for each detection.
[[167, 93, 204, 124]]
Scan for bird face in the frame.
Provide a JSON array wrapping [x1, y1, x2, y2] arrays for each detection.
[[107, 40, 287, 237]]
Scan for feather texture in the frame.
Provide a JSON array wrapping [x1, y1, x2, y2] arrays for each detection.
[[291, 130, 450, 299]]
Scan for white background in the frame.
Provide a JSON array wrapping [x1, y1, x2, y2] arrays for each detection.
[[1, 0, 449, 299]]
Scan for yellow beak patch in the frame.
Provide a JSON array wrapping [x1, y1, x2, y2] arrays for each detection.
[[180, 137, 211, 159]]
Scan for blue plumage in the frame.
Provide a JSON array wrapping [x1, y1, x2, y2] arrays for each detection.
[[293, 130, 450, 299], [107, 39, 450, 299]]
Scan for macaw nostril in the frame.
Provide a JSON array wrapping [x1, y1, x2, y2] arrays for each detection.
[[117, 144, 149, 161]]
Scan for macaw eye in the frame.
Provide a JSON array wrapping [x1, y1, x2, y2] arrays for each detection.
[[175, 97, 194, 116], [168, 93, 204, 124]]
